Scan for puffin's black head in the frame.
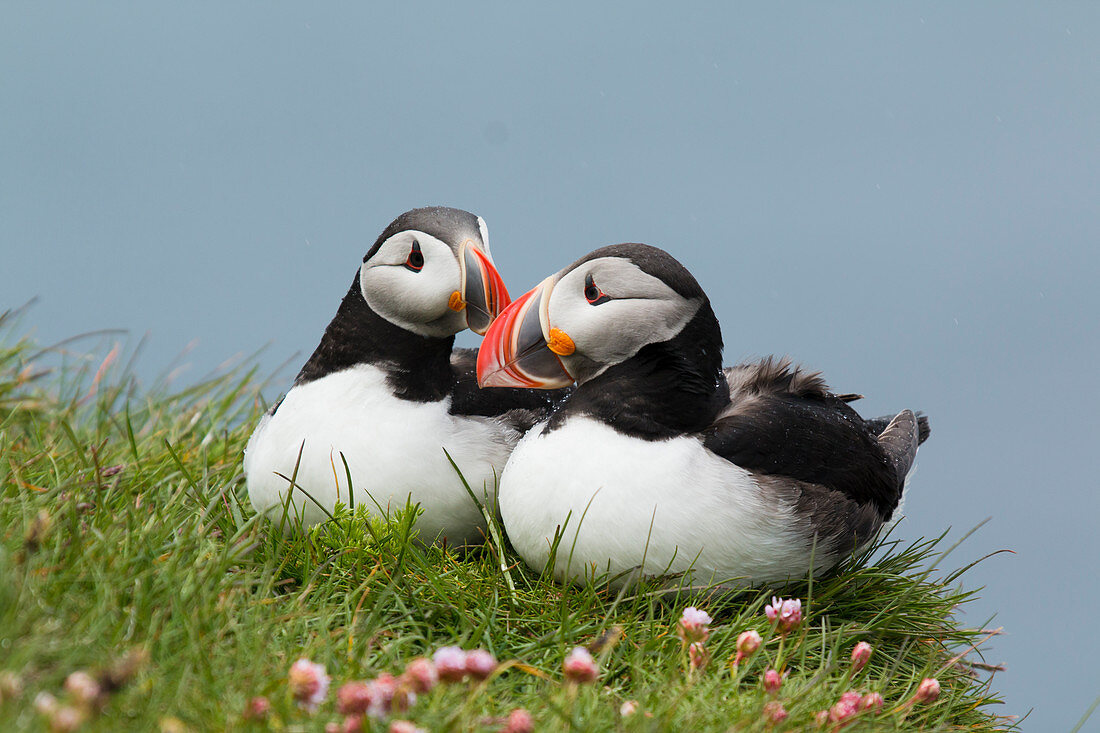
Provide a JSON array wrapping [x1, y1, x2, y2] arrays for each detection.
[[359, 207, 509, 338], [477, 243, 723, 389]]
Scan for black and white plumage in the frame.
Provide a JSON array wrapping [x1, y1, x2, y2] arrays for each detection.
[[245, 207, 561, 544], [477, 243, 929, 587]]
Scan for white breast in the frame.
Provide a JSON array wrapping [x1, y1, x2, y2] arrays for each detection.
[[244, 364, 519, 544], [499, 416, 816, 588]]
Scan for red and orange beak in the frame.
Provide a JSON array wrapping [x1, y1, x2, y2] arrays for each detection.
[[457, 241, 510, 335], [476, 276, 576, 389]]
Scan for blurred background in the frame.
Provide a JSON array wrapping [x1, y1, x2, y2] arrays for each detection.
[[3, 4, 1097, 728]]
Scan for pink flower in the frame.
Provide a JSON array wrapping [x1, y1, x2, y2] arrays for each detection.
[[47, 705, 85, 732], [465, 649, 497, 680], [563, 647, 599, 684], [737, 629, 762, 655], [502, 708, 534, 733], [0, 671, 23, 702], [388, 721, 425, 733], [244, 696, 271, 720], [912, 677, 940, 704], [764, 597, 802, 634], [288, 657, 330, 710], [850, 641, 873, 673], [829, 691, 862, 726], [762, 668, 785, 694], [402, 658, 438, 694], [337, 681, 374, 715], [64, 671, 101, 706], [368, 673, 399, 717], [689, 642, 710, 672], [620, 700, 639, 716], [677, 606, 713, 644], [340, 715, 364, 733], [34, 691, 59, 717], [813, 710, 829, 727], [433, 646, 468, 682], [861, 692, 884, 711], [763, 700, 788, 724], [733, 630, 762, 666]]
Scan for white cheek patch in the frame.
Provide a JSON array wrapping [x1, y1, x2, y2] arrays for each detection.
[[563, 296, 701, 368], [548, 259, 702, 369], [361, 232, 464, 337]]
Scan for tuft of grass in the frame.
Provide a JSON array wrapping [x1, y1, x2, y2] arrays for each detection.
[[0, 319, 1016, 731]]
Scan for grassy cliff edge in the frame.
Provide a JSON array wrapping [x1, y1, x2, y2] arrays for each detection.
[[0, 321, 1014, 731]]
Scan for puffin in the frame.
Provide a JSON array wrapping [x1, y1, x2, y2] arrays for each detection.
[[476, 243, 930, 587], [245, 207, 562, 545]]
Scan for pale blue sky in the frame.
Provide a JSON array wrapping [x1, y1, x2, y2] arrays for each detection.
[[3, 4, 1098, 728]]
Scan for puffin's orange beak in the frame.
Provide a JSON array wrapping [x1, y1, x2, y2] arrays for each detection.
[[476, 276, 575, 389], [458, 241, 510, 335]]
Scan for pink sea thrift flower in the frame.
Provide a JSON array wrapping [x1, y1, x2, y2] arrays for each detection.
[[734, 630, 762, 666], [813, 710, 829, 727], [464, 649, 497, 680], [340, 715, 364, 733], [288, 657, 330, 710], [762, 668, 785, 694], [861, 692, 884, 711], [48, 705, 85, 733], [368, 673, 400, 717], [502, 708, 535, 733], [912, 677, 941, 704], [244, 696, 271, 720], [620, 700, 639, 716], [64, 670, 101, 706], [402, 657, 438, 694], [337, 681, 374, 715], [689, 642, 710, 672], [34, 691, 59, 717], [765, 597, 802, 634], [433, 646, 468, 682], [0, 671, 23, 701], [829, 691, 863, 726], [563, 646, 599, 684], [677, 606, 713, 644], [763, 700, 788, 724], [850, 641, 873, 673]]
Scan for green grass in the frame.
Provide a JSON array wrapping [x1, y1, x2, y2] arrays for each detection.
[[0, 314, 1015, 731]]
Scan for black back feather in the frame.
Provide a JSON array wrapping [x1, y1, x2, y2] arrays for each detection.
[[702, 358, 917, 519]]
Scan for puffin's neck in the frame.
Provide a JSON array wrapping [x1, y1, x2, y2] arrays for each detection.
[[295, 275, 455, 402], [549, 303, 728, 440]]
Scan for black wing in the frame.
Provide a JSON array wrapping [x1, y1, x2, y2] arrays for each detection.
[[703, 358, 914, 518], [448, 348, 572, 432]]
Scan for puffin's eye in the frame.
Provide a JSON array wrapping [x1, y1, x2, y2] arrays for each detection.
[[584, 274, 610, 305], [404, 241, 424, 272]]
